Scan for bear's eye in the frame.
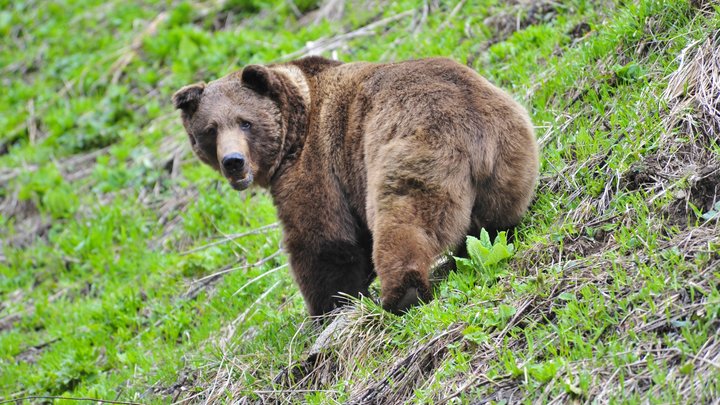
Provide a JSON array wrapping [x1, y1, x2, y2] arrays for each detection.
[[240, 120, 252, 131], [205, 126, 217, 138]]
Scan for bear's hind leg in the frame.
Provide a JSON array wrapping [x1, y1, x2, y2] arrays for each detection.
[[368, 157, 474, 314], [371, 221, 436, 313]]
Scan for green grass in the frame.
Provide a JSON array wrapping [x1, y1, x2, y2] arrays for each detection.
[[1, 0, 719, 403]]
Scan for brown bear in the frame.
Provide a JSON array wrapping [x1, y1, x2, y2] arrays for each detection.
[[173, 56, 539, 316]]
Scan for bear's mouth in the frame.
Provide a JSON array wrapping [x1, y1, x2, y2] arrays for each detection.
[[228, 171, 254, 191]]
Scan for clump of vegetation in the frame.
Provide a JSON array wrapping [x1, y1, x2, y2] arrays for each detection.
[[1, 0, 718, 403], [455, 230, 515, 286]]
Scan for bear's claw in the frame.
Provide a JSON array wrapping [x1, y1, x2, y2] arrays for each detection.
[[396, 287, 420, 313], [384, 287, 422, 315]]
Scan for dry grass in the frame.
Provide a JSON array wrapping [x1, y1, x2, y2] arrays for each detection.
[[625, 29, 720, 221], [663, 31, 720, 141]]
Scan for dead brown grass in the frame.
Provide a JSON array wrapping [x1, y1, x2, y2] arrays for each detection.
[[623, 30, 720, 225]]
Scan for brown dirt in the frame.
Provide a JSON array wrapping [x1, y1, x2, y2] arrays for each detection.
[[483, 0, 559, 46], [0, 313, 24, 333], [0, 197, 51, 251], [149, 367, 200, 403], [568, 21, 591, 40], [15, 338, 60, 365], [689, 165, 720, 213], [619, 31, 720, 228]]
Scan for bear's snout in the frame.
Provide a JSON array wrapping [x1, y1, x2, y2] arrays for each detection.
[[221, 152, 246, 175], [220, 152, 253, 191]]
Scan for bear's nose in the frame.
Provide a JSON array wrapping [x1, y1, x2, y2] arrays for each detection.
[[221, 153, 245, 175]]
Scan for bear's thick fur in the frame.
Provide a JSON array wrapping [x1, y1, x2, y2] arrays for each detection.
[[173, 56, 539, 316]]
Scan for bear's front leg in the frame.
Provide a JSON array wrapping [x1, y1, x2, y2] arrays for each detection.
[[274, 166, 376, 317], [285, 238, 374, 317]]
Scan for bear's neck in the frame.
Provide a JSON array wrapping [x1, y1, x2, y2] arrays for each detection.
[[269, 63, 376, 218], [266, 79, 310, 187]]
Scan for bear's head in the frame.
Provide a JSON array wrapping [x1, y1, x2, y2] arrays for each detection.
[[173, 65, 299, 190]]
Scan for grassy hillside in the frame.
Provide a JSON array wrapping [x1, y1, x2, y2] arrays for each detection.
[[1, 0, 719, 403]]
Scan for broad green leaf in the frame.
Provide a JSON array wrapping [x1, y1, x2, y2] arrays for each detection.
[[454, 257, 475, 273], [479, 228, 492, 248], [701, 200, 720, 220], [493, 231, 508, 246], [483, 243, 515, 267], [466, 235, 490, 267]]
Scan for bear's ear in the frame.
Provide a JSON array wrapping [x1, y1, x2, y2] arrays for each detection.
[[172, 83, 205, 114], [241, 65, 277, 96]]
